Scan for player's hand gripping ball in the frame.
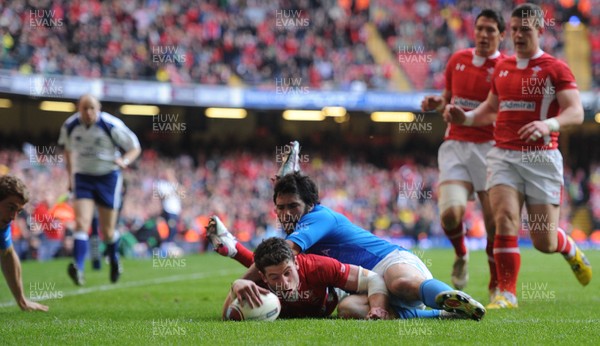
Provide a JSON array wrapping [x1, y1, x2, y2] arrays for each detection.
[[225, 292, 281, 321]]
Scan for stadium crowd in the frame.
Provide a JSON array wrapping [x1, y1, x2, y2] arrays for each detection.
[[1, 144, 599, 262], [0, 0, 597, 89]]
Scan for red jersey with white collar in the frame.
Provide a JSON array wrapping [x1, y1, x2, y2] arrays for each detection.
[[491, 50, 578, 150], [444, 48, 502, 142], [259, 254, 350, 318]]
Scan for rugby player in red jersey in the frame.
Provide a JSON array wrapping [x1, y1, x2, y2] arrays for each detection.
[[421, 9, 506, 298], [223, 237, 463, 320], [443, 3, 592, 309]]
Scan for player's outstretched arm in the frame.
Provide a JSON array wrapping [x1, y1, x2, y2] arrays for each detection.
[[518, 89, 584, 142], [0, 247, 48, 312], [344, 265, 390, 320], [443, 91, 498, 126]]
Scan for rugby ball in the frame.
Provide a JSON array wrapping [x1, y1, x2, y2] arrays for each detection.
[[225, 292, 281, 321]]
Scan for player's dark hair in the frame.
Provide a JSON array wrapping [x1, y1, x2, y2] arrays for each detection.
[[273, 172, 320, 207], [0, 175, 29, 204], [511, 3, 544, 29], [476, 9, 506, 33], [254, 237, 294, 273]]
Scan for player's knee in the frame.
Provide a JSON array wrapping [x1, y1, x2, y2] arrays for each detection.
[[440, 206, 463, 229], [388, 276, 422, 301], [494, 212, 520, 234]]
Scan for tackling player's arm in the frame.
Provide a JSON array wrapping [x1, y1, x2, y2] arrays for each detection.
[[0, 246, 49, 312], [286, 240, 301, 255], [517, 89, 584, 142], [443, 91, 499, 126], [342, 265, 390, 320]]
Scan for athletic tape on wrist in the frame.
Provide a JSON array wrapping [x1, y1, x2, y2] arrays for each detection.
[[543, 118, 560, 132], [463, 110, 475, 126]]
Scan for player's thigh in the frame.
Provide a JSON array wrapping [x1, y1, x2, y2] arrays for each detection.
[[74, 199, 95, 231], [465, 141, 494, 192], [518, 149, 563, 206], [97, 205, 119, 238], [525, 203, 560, 253], [383, 260, 431, 302], [489, 185, 524, 236]]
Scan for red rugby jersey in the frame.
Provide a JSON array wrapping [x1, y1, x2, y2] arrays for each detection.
[[490, 50, 578, 150], [259, 254, 351, 318], [444, 48, 503, 142]]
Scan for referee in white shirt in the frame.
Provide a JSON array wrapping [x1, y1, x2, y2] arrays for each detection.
[[58, 94, 141, 285]]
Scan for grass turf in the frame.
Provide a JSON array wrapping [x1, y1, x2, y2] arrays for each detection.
[[1, 249, 599, 345]]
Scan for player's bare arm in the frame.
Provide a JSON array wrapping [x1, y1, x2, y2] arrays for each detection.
[[286, 240, 302, 255], [0, 247, 49, 312], [443, 91, 498, 126], [64, 149, 73, 191], [343, 265, 390, 320], [518, 89, 584, 142]]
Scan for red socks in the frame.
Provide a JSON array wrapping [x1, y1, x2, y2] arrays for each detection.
[[443, 223, 467, 257], [233, 243, 254, 268], [556, 227, 574, 257], [493, 234, 520, 295]]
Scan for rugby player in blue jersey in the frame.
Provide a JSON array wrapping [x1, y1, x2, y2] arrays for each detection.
[[209, 143, 486, 320], [58, 95, 141, 285]]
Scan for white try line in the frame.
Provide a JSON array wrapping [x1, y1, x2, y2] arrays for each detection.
[[0, 268, 241, 308]]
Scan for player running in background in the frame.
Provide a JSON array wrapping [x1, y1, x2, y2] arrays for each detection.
[[421, 9, 505, 298], [223, 237, 391, 319], [0, 175, 48, 311], [443, 3, 592, 309], [58, 94, 141, 285], [210, 144, 486, 321]]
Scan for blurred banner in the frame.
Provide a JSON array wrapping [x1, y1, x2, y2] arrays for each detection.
[[0, 70, 598, 115]]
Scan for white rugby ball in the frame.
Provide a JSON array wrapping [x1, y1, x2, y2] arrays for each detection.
[[225, 292, 281, 321]]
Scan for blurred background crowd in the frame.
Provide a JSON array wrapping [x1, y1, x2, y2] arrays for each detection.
[[0, 0, 598, 89], [2, 142, 600, 262]]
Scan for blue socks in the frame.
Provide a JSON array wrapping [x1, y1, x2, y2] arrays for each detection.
[[106, 232, 120, 263], [395, 307, 441, 319], [419, 279, 454, 309], [73, 232, 89, 271]]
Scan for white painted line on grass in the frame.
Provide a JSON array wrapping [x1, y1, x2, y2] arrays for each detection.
[[0, 268, 240, 308]]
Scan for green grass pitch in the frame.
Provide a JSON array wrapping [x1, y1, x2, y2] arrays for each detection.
[[1, 249, 599, 345]]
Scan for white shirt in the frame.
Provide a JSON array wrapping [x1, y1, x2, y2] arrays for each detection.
[[58, 112, 140, 175]]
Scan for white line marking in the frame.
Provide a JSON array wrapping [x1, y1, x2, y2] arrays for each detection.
[[0, 269, 240, 308]]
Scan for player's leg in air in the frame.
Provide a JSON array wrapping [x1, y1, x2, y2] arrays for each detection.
[[207, 141, 302, 266]]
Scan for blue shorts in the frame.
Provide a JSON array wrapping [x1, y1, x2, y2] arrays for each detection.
[[74, 171, 123, 209], [0, 225, 12, 251]]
